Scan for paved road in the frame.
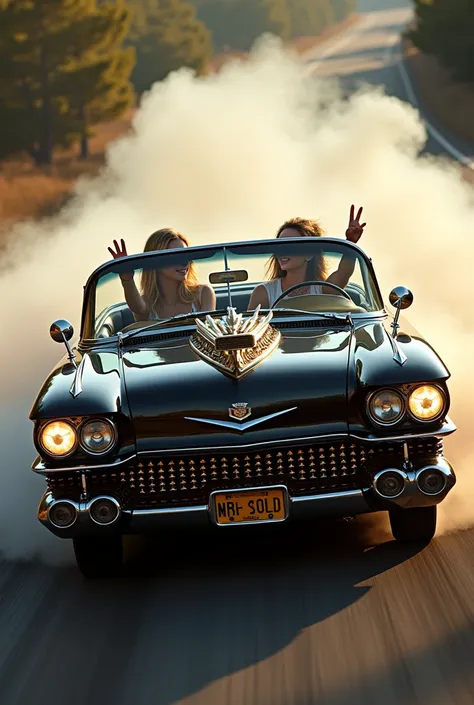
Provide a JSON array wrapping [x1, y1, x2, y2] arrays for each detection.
[[306, 0, 473, 168], [2, 2, 474, 704]]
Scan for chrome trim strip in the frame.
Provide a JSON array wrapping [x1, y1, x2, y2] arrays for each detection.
[[350, 417, 456, 442], [123, 505, 206, 517], [290, 489, 365, 504], [137, 433, 349, 456], [125, 489, 365, 517], [184, 407, 297, 432], [69, 352, 88, 398], [31, 453, 137, 475], [137, 419, 454, 456]]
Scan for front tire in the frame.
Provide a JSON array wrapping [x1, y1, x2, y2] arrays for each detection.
[[389, 505, 437, 543], [73, 535, 123, 579]]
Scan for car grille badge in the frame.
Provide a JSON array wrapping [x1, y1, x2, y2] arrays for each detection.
[[189, 305, 281, 379]]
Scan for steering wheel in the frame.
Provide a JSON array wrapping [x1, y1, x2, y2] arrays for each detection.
[[272, 280, 352, 308]]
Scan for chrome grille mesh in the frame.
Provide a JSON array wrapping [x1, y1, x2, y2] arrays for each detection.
[[46, 437, 444, 509]]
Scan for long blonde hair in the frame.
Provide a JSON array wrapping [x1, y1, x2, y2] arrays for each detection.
[[140, 228, 200, 316], [265, 217, 328, 281]]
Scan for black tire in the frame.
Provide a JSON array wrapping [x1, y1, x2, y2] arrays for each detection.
[[73, 535, 123, 579], [389, 505, 437, 543]]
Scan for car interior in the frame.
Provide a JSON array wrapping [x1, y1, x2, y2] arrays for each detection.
[[95, 281, 369, 339]]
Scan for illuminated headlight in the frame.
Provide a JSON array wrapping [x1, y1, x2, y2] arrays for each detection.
[[368, 389, 405, 426], [408, 385, 445, 422], [80, 419, 116, 455], [40, 421, 77, 457]]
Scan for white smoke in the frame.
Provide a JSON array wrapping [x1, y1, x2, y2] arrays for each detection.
[[0, 36, 471, 563]]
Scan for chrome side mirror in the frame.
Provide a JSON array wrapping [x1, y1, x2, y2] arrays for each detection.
[[50, 319, 76, 367], [388, 286, 413, 339], [389, 286, 413, 311]]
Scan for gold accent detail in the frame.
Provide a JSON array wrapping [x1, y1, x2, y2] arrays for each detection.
[[189, 306, 281, 379], [229, 403, 251, 420]]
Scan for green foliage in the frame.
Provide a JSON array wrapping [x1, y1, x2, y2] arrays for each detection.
[[410, 0, 474, 83], [127, 0, 212, 94], [0, 0, 135, 163]]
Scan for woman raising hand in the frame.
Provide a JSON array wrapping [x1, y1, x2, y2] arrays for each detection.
[[107, 229, 216, 321]]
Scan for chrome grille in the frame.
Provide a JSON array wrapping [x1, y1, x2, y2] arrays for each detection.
[[46, 437, 444, 509]]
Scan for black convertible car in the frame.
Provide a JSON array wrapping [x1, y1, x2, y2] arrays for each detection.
[[30, 237, 456, 578]]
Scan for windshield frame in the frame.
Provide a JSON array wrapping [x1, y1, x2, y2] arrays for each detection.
[[79, 237, 386, 345]]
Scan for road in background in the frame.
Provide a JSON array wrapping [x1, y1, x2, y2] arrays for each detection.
[[306, 0, 474, 168], [1, 2, 474, 704]]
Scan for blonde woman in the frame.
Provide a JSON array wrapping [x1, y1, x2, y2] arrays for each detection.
[[248, 206, 366, 309], [107, 228, 216, 321]]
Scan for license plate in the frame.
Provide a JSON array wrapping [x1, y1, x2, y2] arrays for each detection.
[[211, 486, 288, 526]]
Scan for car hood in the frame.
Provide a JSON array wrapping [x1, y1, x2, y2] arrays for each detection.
[[122, 327, 352, 452], [30, 318, 450, 455]]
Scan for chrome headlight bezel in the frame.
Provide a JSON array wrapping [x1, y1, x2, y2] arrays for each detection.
[[407, 384, 446, 424], [366, 388, 406, 427], [39, 420, 78, 459], [79, 417, 118, 456]]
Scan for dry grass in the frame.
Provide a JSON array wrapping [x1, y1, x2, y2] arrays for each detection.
[[0, 110, 134, 235], [403, 37, 474, 148]]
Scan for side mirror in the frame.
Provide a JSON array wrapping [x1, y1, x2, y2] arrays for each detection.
[[50, 319, 76, 367], [50, 319, 74, 343], [388, 286, 413, 340], [389, 286, 413, 311]]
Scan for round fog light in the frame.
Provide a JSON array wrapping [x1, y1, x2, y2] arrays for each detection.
[[417, 469, 447, 496], [375, 470, 406, 498], [49, 501, 77, 528], [89, 497, 120, 525]]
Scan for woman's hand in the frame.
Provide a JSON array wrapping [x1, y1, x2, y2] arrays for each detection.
[[345, 205, 366, 243], [107, 238, 133, 282]]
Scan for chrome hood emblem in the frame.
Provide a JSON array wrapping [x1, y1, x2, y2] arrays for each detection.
[[229, 403, 251, 420], [189, 306, 281, 379]]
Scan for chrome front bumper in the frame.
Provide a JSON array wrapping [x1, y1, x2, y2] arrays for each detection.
[[38, 456, 456, 538]]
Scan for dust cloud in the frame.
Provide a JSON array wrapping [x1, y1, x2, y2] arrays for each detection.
[[0, 35, 472, 563]]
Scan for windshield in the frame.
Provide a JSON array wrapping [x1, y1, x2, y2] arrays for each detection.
[[82, 238, 383, 340]]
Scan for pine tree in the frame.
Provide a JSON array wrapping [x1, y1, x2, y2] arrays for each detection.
[[128, 0, 212, 94], [57, 1, 135, 158], [0, 0, 135, 164], [410, 0, 474, 83]]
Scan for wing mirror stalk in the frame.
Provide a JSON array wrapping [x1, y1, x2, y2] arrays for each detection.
[[389, 286, 413, 339], [50, 319, 77, 368]]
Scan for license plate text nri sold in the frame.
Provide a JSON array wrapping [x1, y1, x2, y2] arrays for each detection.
[[213, 488, 287, 525]]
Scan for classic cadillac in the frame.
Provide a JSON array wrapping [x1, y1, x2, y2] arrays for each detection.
[[30, 237, 457, 578]]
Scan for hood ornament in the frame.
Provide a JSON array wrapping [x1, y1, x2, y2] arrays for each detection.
[[189, 306, 281, 379]]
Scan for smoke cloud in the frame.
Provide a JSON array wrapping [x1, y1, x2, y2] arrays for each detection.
[[0, 35, 471, 563]]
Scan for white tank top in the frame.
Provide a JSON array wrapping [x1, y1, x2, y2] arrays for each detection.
[[263, 279, 323, 307]]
